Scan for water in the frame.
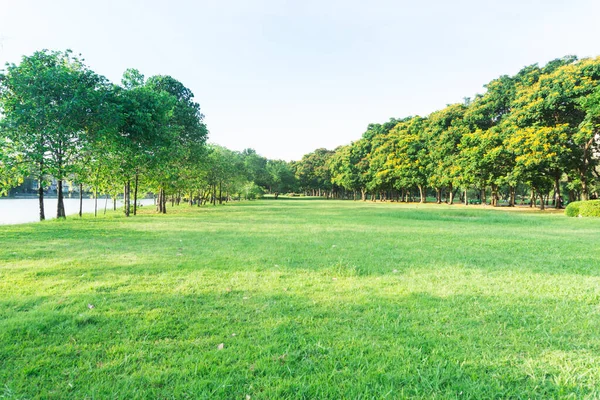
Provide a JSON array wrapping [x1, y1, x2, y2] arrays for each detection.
[[0, 197, 155, 225]]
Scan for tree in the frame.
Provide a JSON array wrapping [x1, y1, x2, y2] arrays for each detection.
[[425, 104, 468, 204], [267, 160, 296, 198], [295, 148, 334, 197], [385, 117, 429, 203], [0, 49, 108, 220]]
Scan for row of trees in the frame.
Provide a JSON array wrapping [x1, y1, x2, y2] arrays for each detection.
[[2, 51, 599, 218], [0, 49, 210, 220], [295, 56, 600, 208], [0, 48, 304, 220]]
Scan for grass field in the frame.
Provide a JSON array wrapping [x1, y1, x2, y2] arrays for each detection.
[[1, 200, 600, 399]]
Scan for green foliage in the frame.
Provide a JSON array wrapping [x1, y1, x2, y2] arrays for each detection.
[[294, 148, 334, 194], [577, 200, 600, 217], [267, 159, 296, 195], [322, 55, 600, 205], [565, 201, 582, 217], [243, 181, 264, 199]]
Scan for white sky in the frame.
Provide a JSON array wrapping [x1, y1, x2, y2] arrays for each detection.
[[1, 0, 600, 160]]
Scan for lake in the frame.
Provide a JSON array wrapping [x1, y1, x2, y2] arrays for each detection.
[[0, 197, 155, 225]]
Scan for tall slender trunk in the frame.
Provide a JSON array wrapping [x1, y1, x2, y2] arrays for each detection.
[[436, 188, 441, 204], [509, 186, 515, 207], [529, 188, 535, 208], [104, 195, 108, 215], [464, 188, 468, 206], [361, 189, 366, 201], [158, 188, 167, 214], [491, 184, 499, 207], [113, 197, 117, 211], [480, 188, 486, 206], [133, 173, 139, 216], [57, 180, 66, 219], [539, 192, 545, 210], [79, 183, 83, 217], [448, 183, 454, 204], [418, 185, 426, 203], [554, 176, 562, 208], [94, 187, 98, 217], [124, 181, 130, 217], [581, 180, 589, 201], [38, 179, 45, 221], [553, 174, 562, 208]]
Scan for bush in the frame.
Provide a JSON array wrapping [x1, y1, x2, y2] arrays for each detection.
[[565, 201, 581, 217], [565, 200, 600, 217], [579, 200, 600, 217], [243, 182, 264, 200]]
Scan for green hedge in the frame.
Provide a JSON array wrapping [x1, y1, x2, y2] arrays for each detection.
[[579, 200, 600, 217], [565, 201, 581, 217], [565, 200, 600, 217]]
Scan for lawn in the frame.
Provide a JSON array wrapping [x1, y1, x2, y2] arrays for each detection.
[[1, 200, 600, 399]]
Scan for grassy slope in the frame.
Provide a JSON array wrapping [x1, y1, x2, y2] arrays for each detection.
[[1, 200, 600, 399]]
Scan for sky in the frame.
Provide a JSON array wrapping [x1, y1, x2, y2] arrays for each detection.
[[1, 0, 600, 161]]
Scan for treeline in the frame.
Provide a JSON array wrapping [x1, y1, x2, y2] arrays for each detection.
[[0, 50, 310, 219], [2, 51, 600, 218], [0, 49, 213, 220], [294, 55, 600, 208]]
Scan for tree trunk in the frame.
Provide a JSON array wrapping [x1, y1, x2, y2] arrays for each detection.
[[491, 184, 499, 207], [104, 195, 108, 215], [124, 181, 130, 217], [448, 183, 454, 205], [508, 186, 515, 207], [79, 183, 83, 217], [38, 180, 45, 221], [95, 187, 98, 217], [539, 192, 545, 210], [464, 188, 468, 206], [529, 188, 535, 208], [436, 188, 441, 204], [480, 188, 486, 206], [133, 173, 139, 216], [581, 179, 589, 201], [361, 189, 366, 201], [418, 185, 426, 203], [57, 180, 66, 219]]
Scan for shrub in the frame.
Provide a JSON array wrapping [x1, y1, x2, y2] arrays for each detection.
[[579, 200, 600, 217], [565, 201, 581, 217], [243, 182, 264, 200], [565, 200, 600, 217]]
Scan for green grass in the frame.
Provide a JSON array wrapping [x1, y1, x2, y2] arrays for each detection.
[[1, 200, 600, 399]]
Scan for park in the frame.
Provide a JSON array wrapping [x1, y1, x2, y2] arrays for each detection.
[[2, 2, 600, 398], [1, 199, 600, 398]]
